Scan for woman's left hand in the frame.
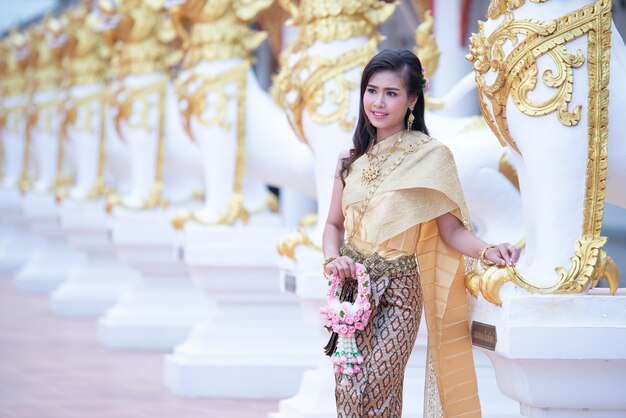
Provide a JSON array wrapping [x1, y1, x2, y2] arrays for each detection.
[[485, 243, 521, 267]]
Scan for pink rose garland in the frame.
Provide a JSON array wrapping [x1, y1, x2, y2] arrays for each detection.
[[320, 262, 373, 387]]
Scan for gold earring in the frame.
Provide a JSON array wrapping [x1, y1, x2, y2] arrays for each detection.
[[407, 108, 415, 131]]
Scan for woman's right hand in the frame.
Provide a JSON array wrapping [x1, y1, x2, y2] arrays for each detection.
[[325, 256, 358, 280]]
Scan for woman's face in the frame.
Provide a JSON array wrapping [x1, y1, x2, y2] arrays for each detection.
[[363, 70, 415, 139]]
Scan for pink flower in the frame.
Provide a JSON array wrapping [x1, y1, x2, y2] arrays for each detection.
[[340, 378, 351, 387], [345, 316, 354, 325], [331, 316, 340, 325], [355, 322, 365, 330], [348, 326, 356, 334], [339, 325, 348, 335]]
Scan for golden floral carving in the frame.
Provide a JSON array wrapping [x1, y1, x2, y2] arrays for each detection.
[[487, 0, 548, 20], [277, 214, 322, 260], [62, 0, 111, 86], [1, 28, 29, 96], [274, 38, 378, 143], [168, 0, 271, 68], [96, 0, 180, 78], [277, 0, 395, 52], [466, 0, 618, 304], [413, 9, 444, 110], [273, 1, 396, 142]]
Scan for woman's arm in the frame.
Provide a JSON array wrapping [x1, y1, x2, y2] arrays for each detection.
[[435, 212, 520, 266], [322, 152, 357, 279]]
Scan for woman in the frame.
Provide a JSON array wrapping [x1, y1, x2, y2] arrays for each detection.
[[322, 49, 520, 417]]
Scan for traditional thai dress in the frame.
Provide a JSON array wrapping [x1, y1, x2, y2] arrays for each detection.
[[334, 130, 481, 417]]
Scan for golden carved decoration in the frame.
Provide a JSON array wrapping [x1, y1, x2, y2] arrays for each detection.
[[29, 15, 65, 92], [277, 229, 323, 261], [277, 0, 396, 52], [62, 0, 111, 86], [273, 0, 396, 143], [413, 9, 443, 110], [467, 0, 593, 154], [465, 0, 618, 305], [168, 0, 271, 68], [1, 28, 29, 96], [96, 0, 180, 78], [414, 10, 439, 82], [274, 38, 378, 143], [487, 0, 549, 20], [467, 237, 619, 306], [18, 109, 36, 193], [276, 213, 321, 260]]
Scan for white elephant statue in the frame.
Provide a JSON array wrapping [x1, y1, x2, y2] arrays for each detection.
[[165, 0, 314, 227], [466, 0, 624, 303], [96, 0, 203, 210]]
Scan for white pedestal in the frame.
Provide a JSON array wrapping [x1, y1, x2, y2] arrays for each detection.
[[0, 189, 43, 274], [470, 287, 626, 418], [271, 248, 521, 418], [51, 201, 140, 317], [98, 208, 214, 350], [164, 215, 320, 399], [16, 194, 86, 292]]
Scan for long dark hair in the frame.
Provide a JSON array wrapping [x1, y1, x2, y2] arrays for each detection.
[[340, 48, 429, 182]]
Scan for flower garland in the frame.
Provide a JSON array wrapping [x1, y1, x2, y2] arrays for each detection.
[[320, 262, 372, 387]]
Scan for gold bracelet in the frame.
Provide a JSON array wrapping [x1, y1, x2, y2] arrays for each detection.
[[479, 245, 498, 267], [322, 255, 339, 276]]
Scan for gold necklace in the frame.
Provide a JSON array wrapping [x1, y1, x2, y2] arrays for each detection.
[[349, 132, 428, 244], [361, 133, 403, 184]]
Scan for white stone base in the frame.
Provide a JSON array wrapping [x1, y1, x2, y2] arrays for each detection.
[[97, 276, 215, 350], [272, 248, 521, 418], [99, 208, 215, 350], [0, 189, 43, 274], [14, 241, 85, 292], [470, 287, 626, 418], [0, 224, 43, 275], [50, 258, 140, 317], [164, 218, 320, 398], [51, 202, 140, 316], [15, 193, 86, 292], [164, 314, 320, 399]]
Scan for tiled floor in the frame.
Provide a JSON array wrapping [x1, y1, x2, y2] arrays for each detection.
[[0, 276, 278, 418]]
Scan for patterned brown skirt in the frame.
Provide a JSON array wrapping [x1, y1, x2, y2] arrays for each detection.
[[334, 243, 423, 418]]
